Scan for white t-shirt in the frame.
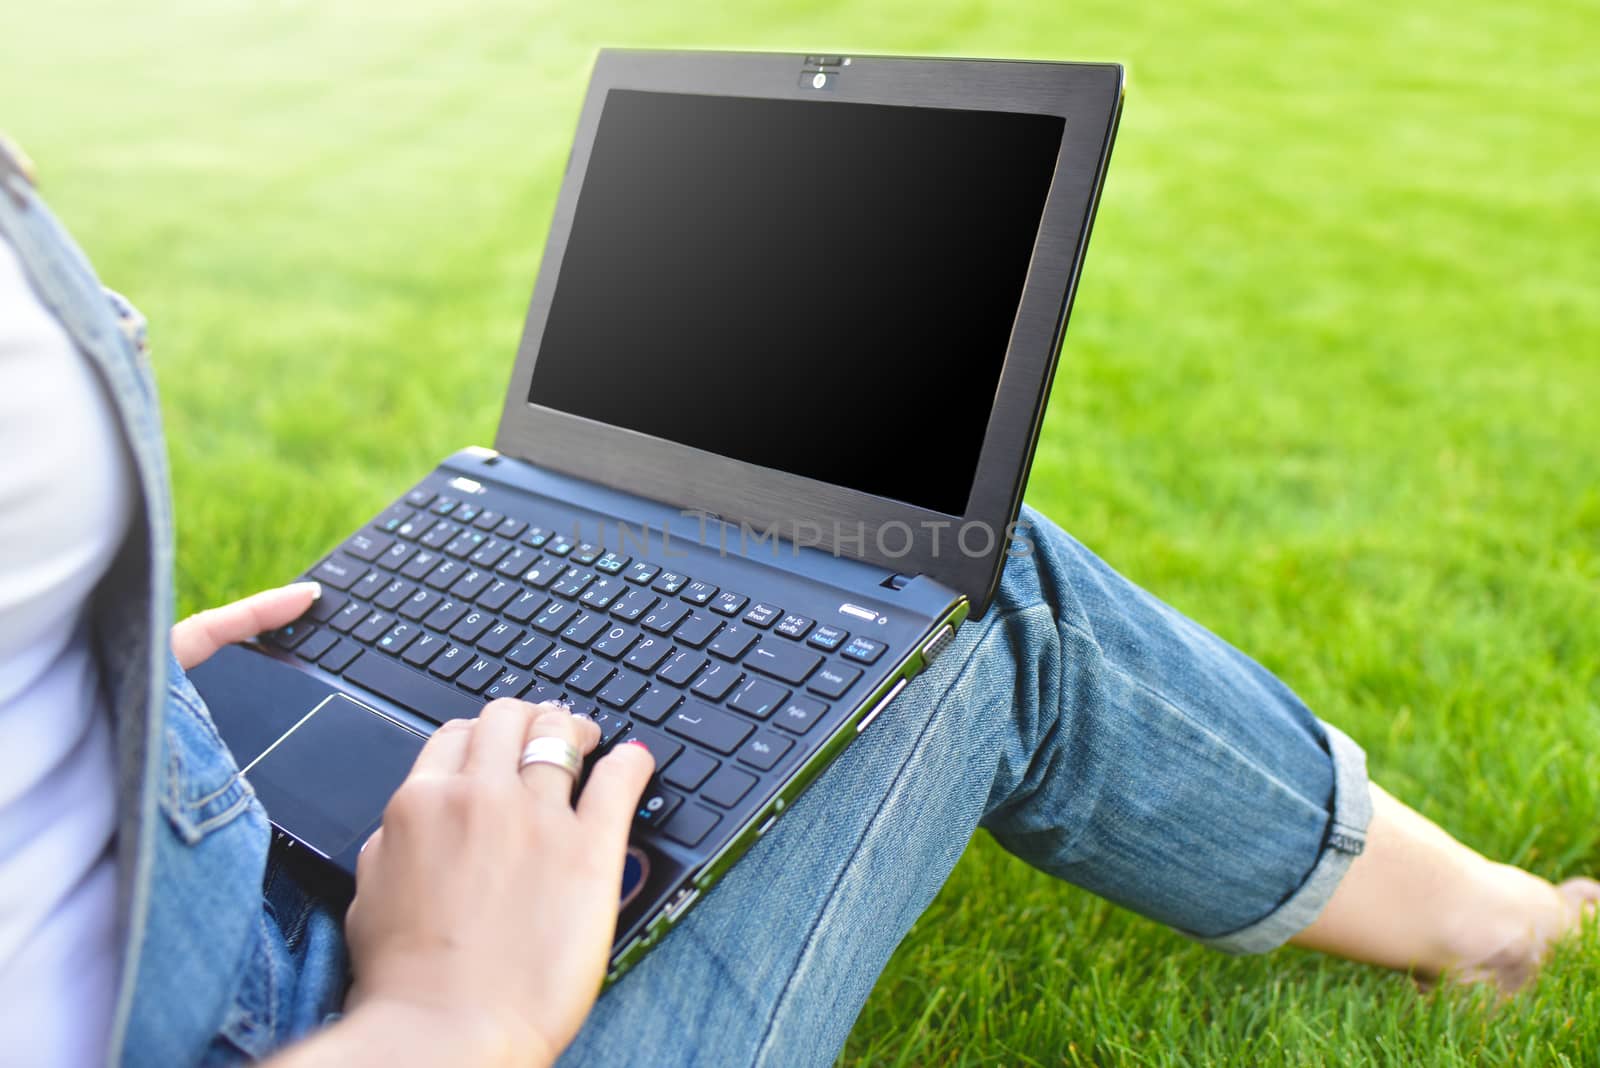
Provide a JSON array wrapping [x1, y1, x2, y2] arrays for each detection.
[[0, 236, 132, 1066]]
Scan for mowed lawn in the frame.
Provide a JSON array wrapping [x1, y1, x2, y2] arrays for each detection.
[[6, 0, 1598, 1063]]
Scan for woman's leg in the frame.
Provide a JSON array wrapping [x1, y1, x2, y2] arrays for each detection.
[[557, 505, 1589, 1067]]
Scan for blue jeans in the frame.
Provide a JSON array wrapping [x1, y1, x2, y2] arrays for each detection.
[[211, 505, 1370, 1067]]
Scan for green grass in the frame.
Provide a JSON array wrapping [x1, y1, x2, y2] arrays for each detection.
[[6, 0, 1598, 1063]]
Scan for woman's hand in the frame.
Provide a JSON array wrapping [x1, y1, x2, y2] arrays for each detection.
[[337, 700, 656, 1067], [170, 581, 321, 669]]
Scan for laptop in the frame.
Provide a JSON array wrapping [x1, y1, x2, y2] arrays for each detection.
[[188, 49, 1123, 985]]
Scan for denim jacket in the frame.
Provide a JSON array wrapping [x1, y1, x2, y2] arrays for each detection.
[[0, 145, 344, 1065]]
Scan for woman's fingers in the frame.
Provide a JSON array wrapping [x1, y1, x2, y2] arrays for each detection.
[[171, 581, 322, 669], [576, 741, 655, 849], [408, 718, 475, 779], [515, 706, 601, 805]]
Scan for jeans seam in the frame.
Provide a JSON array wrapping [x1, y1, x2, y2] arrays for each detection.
[[749, 606, 1025, 1067]]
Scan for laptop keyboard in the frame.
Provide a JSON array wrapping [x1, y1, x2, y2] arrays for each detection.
[[264, 485, 892, 852]]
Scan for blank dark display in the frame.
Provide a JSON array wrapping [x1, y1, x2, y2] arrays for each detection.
[[529, 89, 1063, 516]]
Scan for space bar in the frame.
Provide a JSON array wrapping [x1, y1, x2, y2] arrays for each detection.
[[342, 652, 482, 724]]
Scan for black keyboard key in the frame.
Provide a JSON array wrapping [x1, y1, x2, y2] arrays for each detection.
[[478, 621, 520, 657], [675, 612, 722, 648], [708, 624, 757, 660], [635, 786, 682, 829], [504, 590, 546, 623], [424, 559, 468, 591], [552, 568, 595, 598], [404, 487, 434, 509], [622, 634, 670, 672], [841, 636, 887, 664], [658, 650, 705, 687], [623, 561, 660, 585], [737, 732, 793, 771], [775, 614, 814, 641], [682, 580, 718, 606], [744, 639, 821, 685], [597, 670, 648, 710], [395, 514, 433, 541], [609, 588, 657, 622], [400, 549, 443, 581], [652, 570, 689, 595], [565, 659, 613, 696], [453, 502, 481, 524], [373, 503, 413, 534], [450, 609, 493, 644], [522, 681, 566, 706], [495, 546, 539, 578], [641, 602, 689, 635], [591, 623, 639, 660], [807, 625, 849, 652], [351, 570, 387, 601], [589, 708, 630, 748], [306, 591, 347, 623], [667, 700, 753, 754], [318, 638, 362, 673], [690, 662, 742, 702], [774, 695, 827, 735], [662, 750, 718, 792], [594, 551, 630, 575], [444, 532, 485, 560], [375, 579, 414, 612], [521, 557, 562, 589], [342, 531, 393, 562], [456, 656, 501, 693], [399, 588, 440, 621], [578, 576, 624, 610], [375, 622, 420, 656], [533, 601, 578, 634], [505, 633, 552, 669], [626, 727, 682, 774], [571, 542, 603, 565], [495, 517, 527, 539], [331, 601, 368, 633], [420, 522, 459, 550], [379, 541, 417, 572], [701, 766, 756, 809], [560, 611, 608, 647], [535, 646, 581, 682], [521, 526, 552, 548], [354, 611, 395, 644], [344, 651, 479, 723], [401, 632, 448, 668], [728, 677, 789, 720], [428, 644, 472, 681], [743, 603, 782, 628], [631, 685, 682, 725], [472, 509, 503, 532], [267, 621, 313, 651], [429, 496, 458, 515], [467, 537, 512, 569], [710, 591, 748, 616], [545, 534, 576, 556], [312, 556, 363, 591], [477, 578, 517, 612], [663, 804, 720, 848], [483, 669, 529, 702], [424, 599, 468, 633], [807, 663, 861, 699]]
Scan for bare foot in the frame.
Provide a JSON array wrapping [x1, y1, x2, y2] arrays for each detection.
[[1436, 870, 1600, 992]]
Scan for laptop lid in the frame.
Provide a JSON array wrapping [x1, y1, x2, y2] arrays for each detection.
[[495, 50, 1123, 616]]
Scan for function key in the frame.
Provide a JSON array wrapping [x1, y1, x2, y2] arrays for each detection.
[[774, 614, 814, 640], [595, 551, 630, 575], [522, 526, 552, 548], [807, 624, 848, 652], [495, 516, 528, 539], [623, 561, 660, 585], [571, 542, 603, 565], [841, 636, 887, 665], [545, 534, 576, 556], [652, 570, 689, 595], [682, 581, 719, 606], [743, 603, 782, 628], [710, 591, 748, 616], [807, 663, 861, 699], [404, 487, 435, 508], [454, 502, 482, 524], [429, 496, 459, 516]]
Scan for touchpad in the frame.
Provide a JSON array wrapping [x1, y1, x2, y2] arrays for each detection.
[[246, 694, 425, 859]]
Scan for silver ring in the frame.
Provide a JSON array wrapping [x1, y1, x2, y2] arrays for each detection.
[[518, 736, 582, 779]]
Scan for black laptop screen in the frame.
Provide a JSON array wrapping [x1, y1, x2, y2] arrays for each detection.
[[528, 89, 1064, 517]]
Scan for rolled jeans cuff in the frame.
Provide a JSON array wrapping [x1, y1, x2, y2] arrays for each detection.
[[1194, 722, 1373, 955]]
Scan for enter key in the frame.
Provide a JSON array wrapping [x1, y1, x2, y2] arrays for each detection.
[[664, 699, 754, 755]]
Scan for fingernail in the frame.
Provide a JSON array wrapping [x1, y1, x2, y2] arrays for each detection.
[[623, 739, 651, 752], [289, 580, 322, 601]]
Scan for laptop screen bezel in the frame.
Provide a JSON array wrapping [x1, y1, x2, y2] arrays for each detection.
[[495, 50, 1123, 616]]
